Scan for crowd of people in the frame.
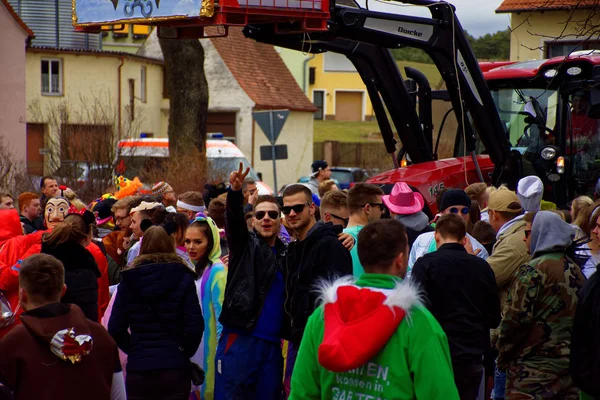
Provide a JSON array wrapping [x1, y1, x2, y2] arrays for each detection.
[[0, 162, 598, 400]]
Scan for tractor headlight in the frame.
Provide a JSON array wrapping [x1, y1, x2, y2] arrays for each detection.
[[541, 146, 557, 160]]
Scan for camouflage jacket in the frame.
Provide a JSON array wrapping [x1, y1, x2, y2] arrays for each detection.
[[496, 252, 585, 371]]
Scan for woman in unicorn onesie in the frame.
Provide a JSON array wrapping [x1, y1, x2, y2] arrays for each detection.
[[185, 215, 227, 400]]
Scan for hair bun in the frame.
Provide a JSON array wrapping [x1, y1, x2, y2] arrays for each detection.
[[162, 221, 177, 236], [81, 210, 95, 226]]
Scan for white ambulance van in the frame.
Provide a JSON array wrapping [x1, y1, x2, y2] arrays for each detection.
[[116, 137, 273, 194]]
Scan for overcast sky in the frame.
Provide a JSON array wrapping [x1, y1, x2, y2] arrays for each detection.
[[452, 0, 510, 37], [373, 0, 510, 37]]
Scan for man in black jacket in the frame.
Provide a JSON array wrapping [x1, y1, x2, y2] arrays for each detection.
[[411, 213, 500, 400], [282, 184, 352, 390], [215, 164, 287, 400]]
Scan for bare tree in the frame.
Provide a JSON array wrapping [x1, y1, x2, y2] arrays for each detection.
[[0, 137, 37, 195], [28, 94, 145, 202], [144, 147, 208, 194]]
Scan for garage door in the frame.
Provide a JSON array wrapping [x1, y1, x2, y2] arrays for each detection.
[[335, 92, 363, 121], [207, 112, 236, 140]]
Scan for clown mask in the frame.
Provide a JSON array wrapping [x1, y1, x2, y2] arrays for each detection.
[[45, 197, 69, 229]]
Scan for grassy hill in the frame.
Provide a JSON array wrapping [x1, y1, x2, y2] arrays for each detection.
[[314, 120, 382, 143], [395, 60, 443, 89]]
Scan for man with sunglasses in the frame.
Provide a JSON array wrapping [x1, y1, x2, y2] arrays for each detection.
[[344, 183, 386, 277], [215, 164, 287, 400], [320, 190, 349, 228], [281, 184, 352, 384], [408, 189, 488, 277]]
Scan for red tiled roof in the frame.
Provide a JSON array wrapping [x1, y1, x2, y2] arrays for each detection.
[[496, 0, 598, 13], [1, 0, 34, 37], [210, 27, 317, 113]]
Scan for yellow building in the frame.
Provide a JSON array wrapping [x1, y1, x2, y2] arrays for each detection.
[[308, 52, 375, 121], [25, 47, 166, 174], [496, 0, 600, 61]]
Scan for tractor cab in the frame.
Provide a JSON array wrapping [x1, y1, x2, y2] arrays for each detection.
[[485, 52, 600, 206]]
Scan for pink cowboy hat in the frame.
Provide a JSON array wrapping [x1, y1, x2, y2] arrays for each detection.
[[382, 182, 424, 215]]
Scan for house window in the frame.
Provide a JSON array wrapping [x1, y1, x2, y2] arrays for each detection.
[[41, 59, 62, 96], [313, 90, 325, 120], [141, 66, 147, 103], [546, 40, 600, 58]]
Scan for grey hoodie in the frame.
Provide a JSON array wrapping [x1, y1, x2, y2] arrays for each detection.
[[530, 211, 575, 258]]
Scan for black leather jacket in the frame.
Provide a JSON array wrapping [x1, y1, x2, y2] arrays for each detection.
[[219, 189, 286, 333]]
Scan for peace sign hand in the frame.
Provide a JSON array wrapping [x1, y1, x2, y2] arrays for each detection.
[[230, 162, 250, 192]]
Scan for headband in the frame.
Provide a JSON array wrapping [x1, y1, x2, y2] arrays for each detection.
[[177, 200, 206, 213], [589, 205, 600, 224]]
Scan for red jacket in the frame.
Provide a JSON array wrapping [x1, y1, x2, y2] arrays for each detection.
[[87, 241, 109, 320], [0, 231, 44, 338], [0, 209, 24, 248], [0, 233, 110, 338]]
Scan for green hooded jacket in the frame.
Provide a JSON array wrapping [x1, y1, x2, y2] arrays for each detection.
[[289, 274, 459, 400]]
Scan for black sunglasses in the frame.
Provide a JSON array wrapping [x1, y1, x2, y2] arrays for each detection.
[[254, 210, 280, 220], [524, 229, 531, 239], [282, 203, 311, 215], [362, 203, 386, 211], [449, 207, 470, 215], [329, 212, 349, 227]]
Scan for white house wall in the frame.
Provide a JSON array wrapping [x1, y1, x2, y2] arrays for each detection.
[[253, 111, 314, 191]]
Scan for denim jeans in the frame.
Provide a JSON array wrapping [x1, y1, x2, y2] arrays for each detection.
[[491, 362, 506, 400]]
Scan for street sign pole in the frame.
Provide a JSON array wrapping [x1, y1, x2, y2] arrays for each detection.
[[252, 109, 289, 192], [269, 110, 278, 192]]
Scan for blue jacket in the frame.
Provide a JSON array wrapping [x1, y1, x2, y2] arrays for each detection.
[[108, 253, 203, 372]]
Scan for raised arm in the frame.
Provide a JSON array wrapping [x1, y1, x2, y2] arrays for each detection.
[[226, 164, 252, 258]]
